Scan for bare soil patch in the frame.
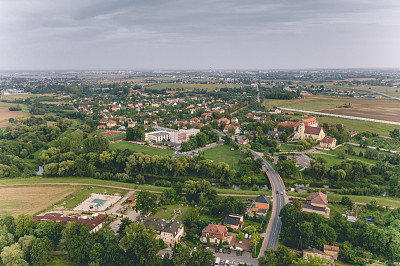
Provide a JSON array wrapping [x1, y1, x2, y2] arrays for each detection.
[[0, 186, 76, 217], [0, 107, 27, 121]]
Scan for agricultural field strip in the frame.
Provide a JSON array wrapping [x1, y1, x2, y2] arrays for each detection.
[[280, 107, 400, 126]]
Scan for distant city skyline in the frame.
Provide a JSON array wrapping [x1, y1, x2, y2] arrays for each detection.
[[1, 0, 399, 70]]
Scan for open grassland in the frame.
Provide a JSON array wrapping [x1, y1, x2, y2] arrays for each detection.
[[110, 141, 174, 156], [0, 185, 76, 217], [325, 145, 382, 164], [106, 132, 126, 141], [289, 191, 400, 208], [202, 145, 240, 168], [0, 177, 270, 196], [148, 82, 239, 91], [0, 93, 57, 101], [306, 153, 344, 166]]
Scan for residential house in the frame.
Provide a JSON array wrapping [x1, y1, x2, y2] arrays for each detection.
[[223, 214, 244, 230], [250, 195, 270, 217], [218, 118, 230, 125], [301, 191, 330, 218], [107, 121, 117, 128], [302, 248, 334, 264], [267, 131, 282, 140], [126, 195, 136, 207], [231, 117, 239, 123], [200, 224, 228, 244], [141, 218, 184, 247], [323, 245, 339, 260], [320, 137, 337, 149]]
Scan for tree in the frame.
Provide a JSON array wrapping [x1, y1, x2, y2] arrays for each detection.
[[34, 220, 63, 248], [126, 127, 134, 141], [62, 223, 93, 265], [1, 243, 24, 265], [30, 237, 51, 266], [390, 128, 400, 139], [276, 159, 296, 178], [14, 215, 36, 238], [236, 231, 244, 242], [18, 235, 36, 262], [196, 132, 208, 147], [134, 191, 158, 214], [119, 223, 162, 266], [89, 243, 104, 266], [171, 244, 191, 266], [341, 196, 353, 210], [0, 229, 14, 253], [191, 249, 215, 266], [250, 232, 261, 249], [279, 132, 288, 143]]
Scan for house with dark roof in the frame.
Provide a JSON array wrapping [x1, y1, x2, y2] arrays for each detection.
[[301, 191, 330, 218], [141, 217, 184, 247], [248, 195, 270, 217], [223, 213, 244, 230]]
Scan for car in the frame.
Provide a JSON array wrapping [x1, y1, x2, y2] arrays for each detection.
[[280, 191, 284, 195], [220, 248, 223, 253], [225, 260, 229, 265], [230, 262, 234, 266], [227, 249, 231, 254], [221, 260, 225, 265], [276, 190, 279, 194], [222, 248, 226, 254], [236, 250, 241, 256], [215, 248, 219, 253], [193, 247, 197, 252]]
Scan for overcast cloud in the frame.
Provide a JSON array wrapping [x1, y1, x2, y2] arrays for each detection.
[[0, 0, 399, 70]]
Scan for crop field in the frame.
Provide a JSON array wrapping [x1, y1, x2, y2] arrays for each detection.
[[110, 141, 174, 156], [0, 106, 29, 122], [264, 95, 400, 124], [148, 82, 239, 91], [202, 145, 240, 168], [0, 185, 77, 217]]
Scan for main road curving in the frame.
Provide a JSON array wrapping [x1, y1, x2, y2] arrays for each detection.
[[252, 150, 288, 257]]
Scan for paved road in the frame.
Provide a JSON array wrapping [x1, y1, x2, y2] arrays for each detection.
[[251, 151, 288, 256], [280, 107, 400, 126]]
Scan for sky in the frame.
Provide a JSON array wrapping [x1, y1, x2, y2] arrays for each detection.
[[0, 0, 399, 70]]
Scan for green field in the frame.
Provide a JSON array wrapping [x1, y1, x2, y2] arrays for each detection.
[[324, 145, 380, 165], [202, 145, 240, 168], [107, 132, 126, 141], [148, 83, 238, 92], [152, 204, 194, 221], [0, 177, 268, 196], [279, 144, 297, 151], [110, 141, 174, 156]]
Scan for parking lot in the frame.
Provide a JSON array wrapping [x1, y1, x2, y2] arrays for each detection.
[[212, 249, 257, 266]]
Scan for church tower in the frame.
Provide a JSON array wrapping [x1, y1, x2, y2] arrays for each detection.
[[299, 115, 305, 139]]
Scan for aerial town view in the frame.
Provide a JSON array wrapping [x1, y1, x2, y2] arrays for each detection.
[[0, 1, 400, 266]]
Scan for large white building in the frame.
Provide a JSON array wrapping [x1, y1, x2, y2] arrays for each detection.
[[145, 128, 200, 144]]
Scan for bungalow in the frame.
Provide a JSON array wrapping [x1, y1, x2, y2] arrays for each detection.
[[200, 224, 228, 244], [301, 191, 330, 218], [320, 136, 337, 149], [231, 117, 239, 123], [126, 195, 136, 207], [97, 125, 105, 129], [245, 113, 254, 118], [218, 118, 230, 125], [33, 213, 106, 233]]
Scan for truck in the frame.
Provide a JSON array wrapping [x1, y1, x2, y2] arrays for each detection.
[[214, 257, 220, 266]]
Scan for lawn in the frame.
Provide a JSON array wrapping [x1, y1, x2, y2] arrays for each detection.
[[280, 144, 297, 151], [367, 137, 400, 151], [324, 145, 380, 165], [306, 153, 345, 166], [152, 204, 194, 221], [0, 185, 77, 217], [110, 141, 174, 156], [47, 254, 76, 266], [202, 145, 240, 168]]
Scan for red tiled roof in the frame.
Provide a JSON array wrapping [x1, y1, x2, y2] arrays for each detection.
[[306, 191, 327, 205], [321, 136, 336, 144], [324, 245, 339, 252]]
